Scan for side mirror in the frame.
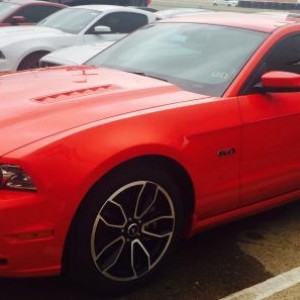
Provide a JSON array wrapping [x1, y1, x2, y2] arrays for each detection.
[[261, 71, 300, 93], [11, 16, 26, 25], [93, 25, 111, 34]]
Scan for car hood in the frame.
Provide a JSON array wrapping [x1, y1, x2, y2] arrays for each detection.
[[41, 41, 114, 66], [0, 26, 67, 45], [0, 66, 209, 155]]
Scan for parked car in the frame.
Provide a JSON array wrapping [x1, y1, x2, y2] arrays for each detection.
[[1, 11, 300, 295], [0, 5, 157, 71], [40, 41, 114, 66], [0, 0, 66, 26], [213, 0, 238, 7], [44, 0, 152, 6]]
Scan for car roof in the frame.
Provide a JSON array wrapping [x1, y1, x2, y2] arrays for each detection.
[[2, 0, 65, 5], [69, 5, 156, 17], [71, 5, 134, 12], [156, 8, 211, 19], [160, 12, 300, 32]]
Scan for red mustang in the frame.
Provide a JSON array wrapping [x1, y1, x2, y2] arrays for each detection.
[[0, 0, 66, 26], [0, 12, 300, 293]]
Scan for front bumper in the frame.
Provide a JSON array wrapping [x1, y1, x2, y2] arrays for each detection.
[[0, 190, 62, 277]]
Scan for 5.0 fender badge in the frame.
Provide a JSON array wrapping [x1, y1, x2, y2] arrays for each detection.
[[218, 148, 236, 157]]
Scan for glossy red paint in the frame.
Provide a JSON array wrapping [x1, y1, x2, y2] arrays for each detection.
[[1, 14, 300, 280], [262, 71, 300, 88]]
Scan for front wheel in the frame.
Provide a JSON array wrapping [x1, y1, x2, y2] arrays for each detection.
[[63, 165, 184, 294]]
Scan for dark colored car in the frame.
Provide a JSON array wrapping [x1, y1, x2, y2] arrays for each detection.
[[44, 0, 151, 7], [0, 0, 66, 26]]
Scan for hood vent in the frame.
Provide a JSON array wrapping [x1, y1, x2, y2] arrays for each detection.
[[33, 85, 121, 103]]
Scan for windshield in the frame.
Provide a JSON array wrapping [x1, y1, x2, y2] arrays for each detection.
[[38, 8, 101, 34], [0, 2, 18, 20], [86, 23, 268, 96], [156, 9, 208, 19]]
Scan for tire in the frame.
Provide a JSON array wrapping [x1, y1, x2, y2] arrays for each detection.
[[63, 162, 185, 295], [17, 52, 48, 71]]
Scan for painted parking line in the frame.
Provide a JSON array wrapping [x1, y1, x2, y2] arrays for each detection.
[[219, 266, 300, 300]]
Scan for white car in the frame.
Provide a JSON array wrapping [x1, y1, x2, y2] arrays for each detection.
[[213, 0, 238, 7], [0, 5, 157, 72], [40, 41, 114, 66]]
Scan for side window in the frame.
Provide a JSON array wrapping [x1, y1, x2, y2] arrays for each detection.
[[265, 35, 300, 74], [87, 12, 148, 34], [12, 5, 61, 23], [242, 34, 300, 94]]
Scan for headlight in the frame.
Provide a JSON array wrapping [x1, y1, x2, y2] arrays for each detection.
[[0, 51, 5, 60], [0, 164, 37, 192]]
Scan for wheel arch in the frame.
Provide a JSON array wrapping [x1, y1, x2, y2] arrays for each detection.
[[63, 154, 196, 256], [17, 50, 51, 70], [62, 154, 196, 278], [89, 155, 195, 221]]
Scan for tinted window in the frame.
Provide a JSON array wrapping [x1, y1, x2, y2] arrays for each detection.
[[86, 23, 267, 96], [13, 5, 61, 23], [265, 35, 300, 74], [242, 34, 300, 94], [88, 12, 148, 34]]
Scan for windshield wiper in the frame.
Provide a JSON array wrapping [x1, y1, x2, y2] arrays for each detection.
[[123, 70, 170, 83]]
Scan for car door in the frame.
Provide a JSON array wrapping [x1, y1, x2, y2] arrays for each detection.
[[239, 34, 300, 206], [83, 11, 149, 43]]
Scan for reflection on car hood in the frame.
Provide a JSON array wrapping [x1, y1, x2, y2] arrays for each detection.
[[0, 65, 209, 155], [41, 41, 114, 66]]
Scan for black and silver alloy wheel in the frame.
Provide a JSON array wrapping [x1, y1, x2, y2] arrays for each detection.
[[64, 164, 185, 294], [91, 181, 175, 282]]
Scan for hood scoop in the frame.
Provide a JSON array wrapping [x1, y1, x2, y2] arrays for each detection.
[[32, 85, 121, 103]]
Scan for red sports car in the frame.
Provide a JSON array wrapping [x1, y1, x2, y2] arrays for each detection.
[[0, 0, 66, 26], [1, 12, 300, 294]]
